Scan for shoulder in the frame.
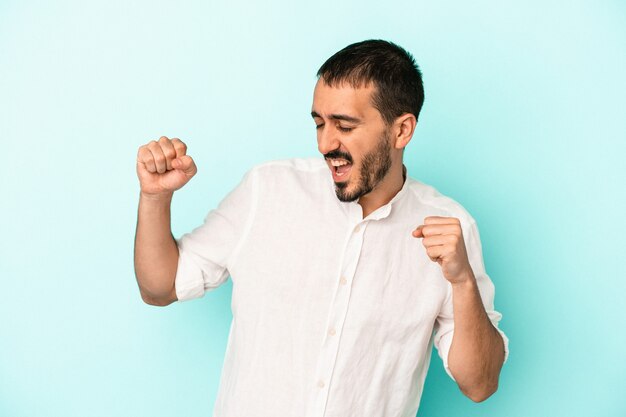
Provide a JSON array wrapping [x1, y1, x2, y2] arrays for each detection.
[[404, 177, 477, 226], [244, 157, 328, 185], [239, 157, 335, 212], [248, 157, 327, 175]]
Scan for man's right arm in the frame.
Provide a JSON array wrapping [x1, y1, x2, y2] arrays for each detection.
[[134, 192, 178, 306], [133, 136, 197, 306]]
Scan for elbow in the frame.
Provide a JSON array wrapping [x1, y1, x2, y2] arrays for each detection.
[[135, 271, 178, 306], [461, 381, 499, 403], [142, 296, 175, 307], [139, 288, 177, 307]]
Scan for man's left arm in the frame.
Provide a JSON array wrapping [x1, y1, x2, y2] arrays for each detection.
[[413, 216, 506, 402]]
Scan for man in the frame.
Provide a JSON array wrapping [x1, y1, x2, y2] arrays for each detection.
[[134, 39, 508, 417]]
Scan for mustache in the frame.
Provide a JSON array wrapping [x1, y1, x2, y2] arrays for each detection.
[[323, 150, 353, 164]]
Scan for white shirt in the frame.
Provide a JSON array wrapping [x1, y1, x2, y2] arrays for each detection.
[[174, 158, 509, 417]]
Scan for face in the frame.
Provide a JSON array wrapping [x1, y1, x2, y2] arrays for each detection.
[[311, 80, 393, 202]]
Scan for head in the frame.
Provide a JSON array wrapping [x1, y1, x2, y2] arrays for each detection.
[[312, 39, 424, 202]]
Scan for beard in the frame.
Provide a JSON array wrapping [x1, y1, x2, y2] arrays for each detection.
[[334, 131, 393, 202]]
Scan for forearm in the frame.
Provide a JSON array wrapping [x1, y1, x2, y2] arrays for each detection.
[[133, 191, 179, 304], [447, 271, 505, 402]]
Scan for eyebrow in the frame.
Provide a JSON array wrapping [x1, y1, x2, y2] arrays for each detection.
[[311, 111, 362, 124]]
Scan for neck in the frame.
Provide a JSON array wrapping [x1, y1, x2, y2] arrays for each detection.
[[358, 161, 406, 218]]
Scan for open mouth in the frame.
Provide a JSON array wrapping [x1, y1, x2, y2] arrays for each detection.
[[328, 158, 353, 182]]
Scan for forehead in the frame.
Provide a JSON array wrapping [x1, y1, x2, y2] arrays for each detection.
[[312, 79, 380, 120]]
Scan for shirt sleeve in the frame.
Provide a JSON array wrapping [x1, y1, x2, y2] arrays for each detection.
[[432, 220, 510, 381], [174, 168, 258, 302]]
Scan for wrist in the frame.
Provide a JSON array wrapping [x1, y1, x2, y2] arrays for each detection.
[[140, 190, 174, 203], [451, 268, 476, 290]]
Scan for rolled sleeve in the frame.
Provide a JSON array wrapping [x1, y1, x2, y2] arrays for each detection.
[[174, 236, 229, 302], [434, 308, 510, 382], [174, 168, 258, 302], [433, 220, 509, 381]]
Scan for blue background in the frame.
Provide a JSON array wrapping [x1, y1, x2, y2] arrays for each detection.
[[1, 1, 625, 416]]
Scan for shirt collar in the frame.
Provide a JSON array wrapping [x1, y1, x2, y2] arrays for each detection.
[[334, 165, 410, 222], [364, 164, 409, 220]]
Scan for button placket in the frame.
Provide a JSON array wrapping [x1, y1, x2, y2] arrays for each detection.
[[307, 221, 368, 417]]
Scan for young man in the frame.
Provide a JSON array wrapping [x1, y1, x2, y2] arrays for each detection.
[[134, 39, 508, 417]]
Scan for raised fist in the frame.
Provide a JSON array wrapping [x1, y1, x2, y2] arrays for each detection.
[[136, 136, 197, 197]]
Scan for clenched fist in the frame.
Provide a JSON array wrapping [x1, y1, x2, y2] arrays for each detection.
[[136, 136, 197, 197], [412, 216, 473, 285]]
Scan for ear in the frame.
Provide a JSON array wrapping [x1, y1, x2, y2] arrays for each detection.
[[392, 113, 417, 150]]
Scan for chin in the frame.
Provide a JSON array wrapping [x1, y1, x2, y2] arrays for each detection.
[[334, 181, 361, 203]]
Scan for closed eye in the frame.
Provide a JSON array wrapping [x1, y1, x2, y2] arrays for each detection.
[[338, 126, 353, 133]]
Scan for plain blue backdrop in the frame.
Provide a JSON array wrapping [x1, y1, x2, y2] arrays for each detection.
[[1, 1, 625, 416]]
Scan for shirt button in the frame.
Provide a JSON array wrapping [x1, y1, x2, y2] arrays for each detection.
[[328, 328, 336, 336], [317, 380, 325, 388], [339, 277, 347, 285], [354, 225, 361, 233]]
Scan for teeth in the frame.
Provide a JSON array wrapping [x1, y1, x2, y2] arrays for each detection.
[[330, 159, 350, 167]]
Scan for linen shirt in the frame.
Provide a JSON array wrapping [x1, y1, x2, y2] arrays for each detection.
[[174, 157, 509, 417]]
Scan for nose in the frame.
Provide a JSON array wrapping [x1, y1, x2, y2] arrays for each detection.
[[317, 126, 341, 155]]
